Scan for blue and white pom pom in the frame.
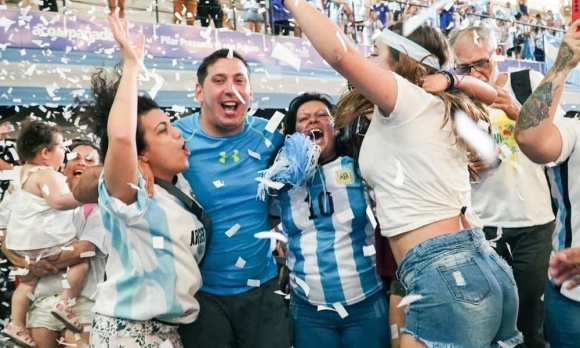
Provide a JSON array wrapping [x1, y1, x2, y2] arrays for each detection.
[[257, 132, 321, 201]]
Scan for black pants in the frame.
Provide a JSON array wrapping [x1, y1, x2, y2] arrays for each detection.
[[197, 0, 223, 28], [178, 279, 292, 348], [274, 20, 291, 36], [39, 0, 58, 12], [484, 221, 554, 348]]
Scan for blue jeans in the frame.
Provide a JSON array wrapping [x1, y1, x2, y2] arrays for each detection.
[[397, 228, 523, 348], [544, 281, 580, 347], [289, 290, 390, 348]]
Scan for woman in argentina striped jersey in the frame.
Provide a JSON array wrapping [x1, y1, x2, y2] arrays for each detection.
[[275, 93, 389, 348]]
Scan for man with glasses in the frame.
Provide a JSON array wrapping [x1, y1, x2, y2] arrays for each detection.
[[449, 23, 564, 348]]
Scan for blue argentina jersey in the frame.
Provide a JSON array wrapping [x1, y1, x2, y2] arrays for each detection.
[[174, 114, 284, 295], [279, 156, 382, 306], [96, 173, 204, 323]]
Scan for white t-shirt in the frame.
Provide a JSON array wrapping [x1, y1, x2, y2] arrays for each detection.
[[471, 70, 559, 228], [35, 205, 107, 300], [547, 116, 580, 301], [359, 74, 480, 238], [350, 0, 366, 22]]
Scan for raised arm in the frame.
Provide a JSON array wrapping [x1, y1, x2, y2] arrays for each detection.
[[284, 0, 398, 115], [422, 73, 499, 105], [515, 21, 580, 164], [103, 16, 145, 205], [39, 170, 81, 211]]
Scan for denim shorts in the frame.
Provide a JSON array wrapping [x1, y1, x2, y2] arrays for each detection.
[[396, 228, 523, 348]]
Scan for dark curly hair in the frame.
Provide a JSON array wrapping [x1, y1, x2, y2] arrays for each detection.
[[283, 92, 334, 136], [78, 68, 160, 159], [16, 119, 61, 163]]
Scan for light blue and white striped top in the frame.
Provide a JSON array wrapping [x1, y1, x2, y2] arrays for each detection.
[[278, 156, 382, 306], [96, 172, 205, 323]]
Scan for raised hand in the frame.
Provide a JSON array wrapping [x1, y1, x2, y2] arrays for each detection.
[[107, 15, 145, 68]]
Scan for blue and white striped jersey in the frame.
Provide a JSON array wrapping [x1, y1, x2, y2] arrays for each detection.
[[96, 172, 205, 323], [278, 156, 382, 306]]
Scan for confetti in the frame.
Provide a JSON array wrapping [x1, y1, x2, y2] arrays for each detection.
[[152, 236, 164, 249], [498, 341, 516, 348], [332, 302, 348, 318], [26, 292, 36, 302], [254, 231, 288, 243], [160, 340, 174, 348], [128, 183, 141, 191], [397, 294, 423, 308], [248, 102, 259, 115], [61, 246, 74, 251], [274, 290, 288, 296], [41, 184, 50, 196], [403, 0, 450, 37], [247, 279, 260, 287], [80, 251, 96, 258], [212, 180, 225, 188], [391, 324, 399, 339], [66, 152, 78, 161], [62, 279, 71, 289], [473, 29, 481, 47], [294, 276, 310, 296], [271, 42, 301, 71], [365, 205, 377, 229], [264, 139, 273, 148], [227, 48, 234, 59], [248, 149, 261, 160], [454, 111, 496, 163], [362, 245, 376, 257], [225, 223, 241, 237], [235, 257, 246, 268], [265, 111, 285, 133]]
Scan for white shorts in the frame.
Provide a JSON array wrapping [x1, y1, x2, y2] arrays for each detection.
[[27, 294, 94, 331]]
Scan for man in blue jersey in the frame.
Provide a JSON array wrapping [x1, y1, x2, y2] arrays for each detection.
[[174, 49, 291, 348]]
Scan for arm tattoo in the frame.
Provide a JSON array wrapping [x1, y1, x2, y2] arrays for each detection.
[[517, 81, 556, 130], [554, 42, 574, 75]]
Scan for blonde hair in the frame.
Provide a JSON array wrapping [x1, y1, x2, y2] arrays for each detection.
[[334, 23, 489, 152]]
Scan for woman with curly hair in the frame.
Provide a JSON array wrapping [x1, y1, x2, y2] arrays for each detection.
[[86, 16, 206, 347]]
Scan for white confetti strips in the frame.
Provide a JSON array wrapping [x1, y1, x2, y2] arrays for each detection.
[[235, 257, 246, 268], [391, 324, 399, 339], [255, 177, 285, 190], [225, 223, 241, 238], [232, 85, 246, 105], [74, 333, 81, 341], [62, 140, 73, 147], [61, 246, 74, 251], [254, 231, 289, 244], [41, 184, 50, 196], [148, 72, 164, 99], [393, 160, 404, 187], [264, 138, 273, 148], [247, 279, 260, 287], [397, 294, 423, 308], [67, 297, 76, 307], [317, 305, 335, 312], [363, 245, 376, 257], [403, 0, 450, 37], [454, 111, 496, 162], [248, 102, 259, 115], [499, 144, 512, 158], [226, 48, 234, 59], [62, 279, 71, 289], [213, 180, 225, 188], [66, 152, 78, 161], [265, 111, 285, 133], [476, 119, 490, 132], [160, 340, 174, 348], [332, 302, 348, 318], [498, 341, 516, 348], [271, 42, 301, 71], [0, 170, 16, 181], [336, 209, 354, 223], [152, 236, 164, 249], [294, 276, 310, 296], [83, 325, 92, 332], [80, 251, 96, 258], [26, 292, 36, 302], [365, 205, 377, 229], [248, 149, 261, 160], [473, 29, 481, 47], [274, 290, 288, 296], [128, 183, 141, 191]]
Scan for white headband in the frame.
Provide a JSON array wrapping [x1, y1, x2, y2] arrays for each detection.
[[377, 29, 442, 71]]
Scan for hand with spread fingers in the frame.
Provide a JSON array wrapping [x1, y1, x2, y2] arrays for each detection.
[[107, 15, 145, 68], [491, 88, 521, 121]]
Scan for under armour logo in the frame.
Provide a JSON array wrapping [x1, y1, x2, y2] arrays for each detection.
[[219, 150, 240, 163]]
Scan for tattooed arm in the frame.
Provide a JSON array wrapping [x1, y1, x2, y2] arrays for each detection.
[[515, 21, 580, 164]]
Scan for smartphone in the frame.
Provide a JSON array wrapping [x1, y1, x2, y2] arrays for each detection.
[[573, 0, 580, 30]]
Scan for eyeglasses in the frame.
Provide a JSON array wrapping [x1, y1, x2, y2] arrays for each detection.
[[454, 52, 495, 75]]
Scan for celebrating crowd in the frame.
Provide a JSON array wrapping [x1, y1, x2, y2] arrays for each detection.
[[1, 0, 580, 347]]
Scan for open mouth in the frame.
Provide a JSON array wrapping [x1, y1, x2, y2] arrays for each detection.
[[308, 128, 324, 141], [221, 101, 239, 113], [73, 169, 84, 177], [182, 142, 190, 155]]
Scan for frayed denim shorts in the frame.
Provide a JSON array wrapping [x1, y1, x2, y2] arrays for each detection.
[[396, 228, 523, 348]]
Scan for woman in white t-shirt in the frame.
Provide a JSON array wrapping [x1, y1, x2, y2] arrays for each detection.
[[86, 16, 206, 347], [282, 1, 523, 346]]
